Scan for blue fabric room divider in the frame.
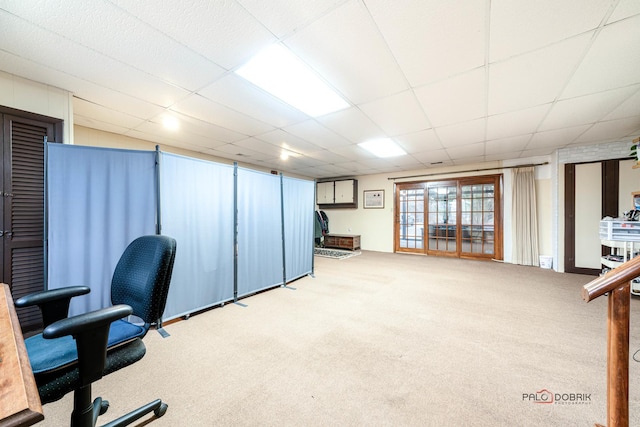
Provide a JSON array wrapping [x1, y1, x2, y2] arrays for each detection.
[[282, 176, 314, 281], [46, 145, 315, 322], [159, 153, 235, 320], [47, 144, 157, 316], [236, 167, 285, 298]]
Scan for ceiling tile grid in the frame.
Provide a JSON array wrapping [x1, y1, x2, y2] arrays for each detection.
[[0, 0, 639, 178]]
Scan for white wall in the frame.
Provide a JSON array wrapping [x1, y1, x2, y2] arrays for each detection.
[[0, 71, 73, 143]]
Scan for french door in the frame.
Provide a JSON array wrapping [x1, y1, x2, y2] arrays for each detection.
[[395, 175, 503, 260]]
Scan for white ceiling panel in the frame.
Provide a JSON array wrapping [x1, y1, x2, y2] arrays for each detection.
[[1, 0, 224, 91], [255, 129, 323, 155], [411, 149, 453, 166], [317, 107, 383, 143], [283, 120, 351, 149], [198, 74, 308, 128], [1, 1, 638, 179], [573, 116, 640, 144], [446, 142, 485, 160], [486, 104, 550, 140], [415, 68, 486, 127], [394, 129, 443, 153], [485, 135, 531, 155], [171, 94, 273, 137], [488, 33, 592, 115], [605, 86, 640, 121], [562, 15, 640, 99], [539, 87, 637, 131], [73, 98, 147, 130], [109, 0, 276, 70], [285, 1, 407, 105], [608, 0, 640, 24], [489, 0, 611, 61], [237, 0, 348, 38], [359, 90, 430, 136], [435, 118, 486, 148], [527, 124, 592, 148], [365, 0, 486, 86]]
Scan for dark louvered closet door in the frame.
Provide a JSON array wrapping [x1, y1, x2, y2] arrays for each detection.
[[2, 114, 53, 332]]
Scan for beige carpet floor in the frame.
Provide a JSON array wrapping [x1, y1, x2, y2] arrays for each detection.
[[38, 251, 640, 426]]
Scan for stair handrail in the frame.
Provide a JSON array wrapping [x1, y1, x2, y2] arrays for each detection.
[[582, 255, 640, 427]]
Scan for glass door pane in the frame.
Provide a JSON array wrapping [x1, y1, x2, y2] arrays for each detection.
[[460, 183, 495, 256], [427, 184, 457, 253], [398, 187, 424, 251]]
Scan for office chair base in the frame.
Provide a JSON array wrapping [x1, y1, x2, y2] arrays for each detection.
[[101, 399, 167, 427]]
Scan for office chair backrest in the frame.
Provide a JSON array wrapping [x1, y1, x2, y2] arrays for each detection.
[[110, 235, 176, 327]]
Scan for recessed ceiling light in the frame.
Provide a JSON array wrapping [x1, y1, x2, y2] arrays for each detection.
[[235, 44, 349, 117], [358, 138, 407, 158], [280, 151, 290, 161], [162, 116, 179, 131]]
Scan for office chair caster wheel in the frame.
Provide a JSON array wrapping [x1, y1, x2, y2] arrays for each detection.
[[154, 402, 168, 418], [100, 400, 110, 415]]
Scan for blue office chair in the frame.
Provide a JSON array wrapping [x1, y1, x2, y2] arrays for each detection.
[[15, 235, 177, 427]]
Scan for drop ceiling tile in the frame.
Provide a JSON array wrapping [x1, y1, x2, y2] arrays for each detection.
[[490, 0, 610, 61], [163, 110, 248, 143], [604, 86, 640, 120], [485, 151, 525, 162], [365, 0, 485, 86], [110, 0, 276, 69], [573, 117, 640, 144], [527, 124, 592, 148], [73, 98, 147, 130], [540, 87, 637, 131], [317, 107, 383, 143], [231, 137, 283, 157], [171, 94, 274, 137], [485, 135, 531, 155], [285, 1, 408, 105], [254, 129, 324, 155], [411, 149, 452, 165], [359, 90, 431, 136], [1, 1, 224, 91], [214, 142, 274, 162], [415, 68, 487, 127], [446, 142, 485, 160], [488, 33, 592, 115], [393, 129, 443, 153], [73, 116, 132, 136], [452, 155, 486, 166], [306, 149, 351, 164], [284, 120, 351, 149], [608, 0, 640, 23], [562, 15, 640, 98], [328, 144, 376, 161], [0, 11, 191, 107], [435, 118, 486, 148], [198, 74, 308, 128], [237, 0, 348, 38], [520, 147, 557, 157], [486, 104, 550, 140]]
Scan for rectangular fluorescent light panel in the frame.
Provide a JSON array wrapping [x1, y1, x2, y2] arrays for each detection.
[[235, 44, 349, 117], [358, 138, 407, 158]]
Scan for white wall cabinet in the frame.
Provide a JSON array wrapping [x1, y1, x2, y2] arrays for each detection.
[[316, 179, 357, 209]]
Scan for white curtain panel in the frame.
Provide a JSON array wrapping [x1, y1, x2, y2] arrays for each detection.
[[159, 153, 235, 320], [236, 168, 284, 298], [511, 167, 539, 266], [47, 144, 156, 316], [282, 176, 314, 281]]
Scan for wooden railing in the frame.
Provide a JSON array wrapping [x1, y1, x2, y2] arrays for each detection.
[[582, 255, 640, 427]]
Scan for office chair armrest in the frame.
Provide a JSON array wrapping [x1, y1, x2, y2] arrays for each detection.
[[15, 286, 91, 327], [43, 304, 133, 386]]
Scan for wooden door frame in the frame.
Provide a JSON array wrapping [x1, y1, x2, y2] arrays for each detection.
[[394, 174, 503, 261]]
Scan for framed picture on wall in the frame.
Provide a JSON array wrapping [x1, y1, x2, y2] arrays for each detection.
[[363, 190, 384, 209]]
